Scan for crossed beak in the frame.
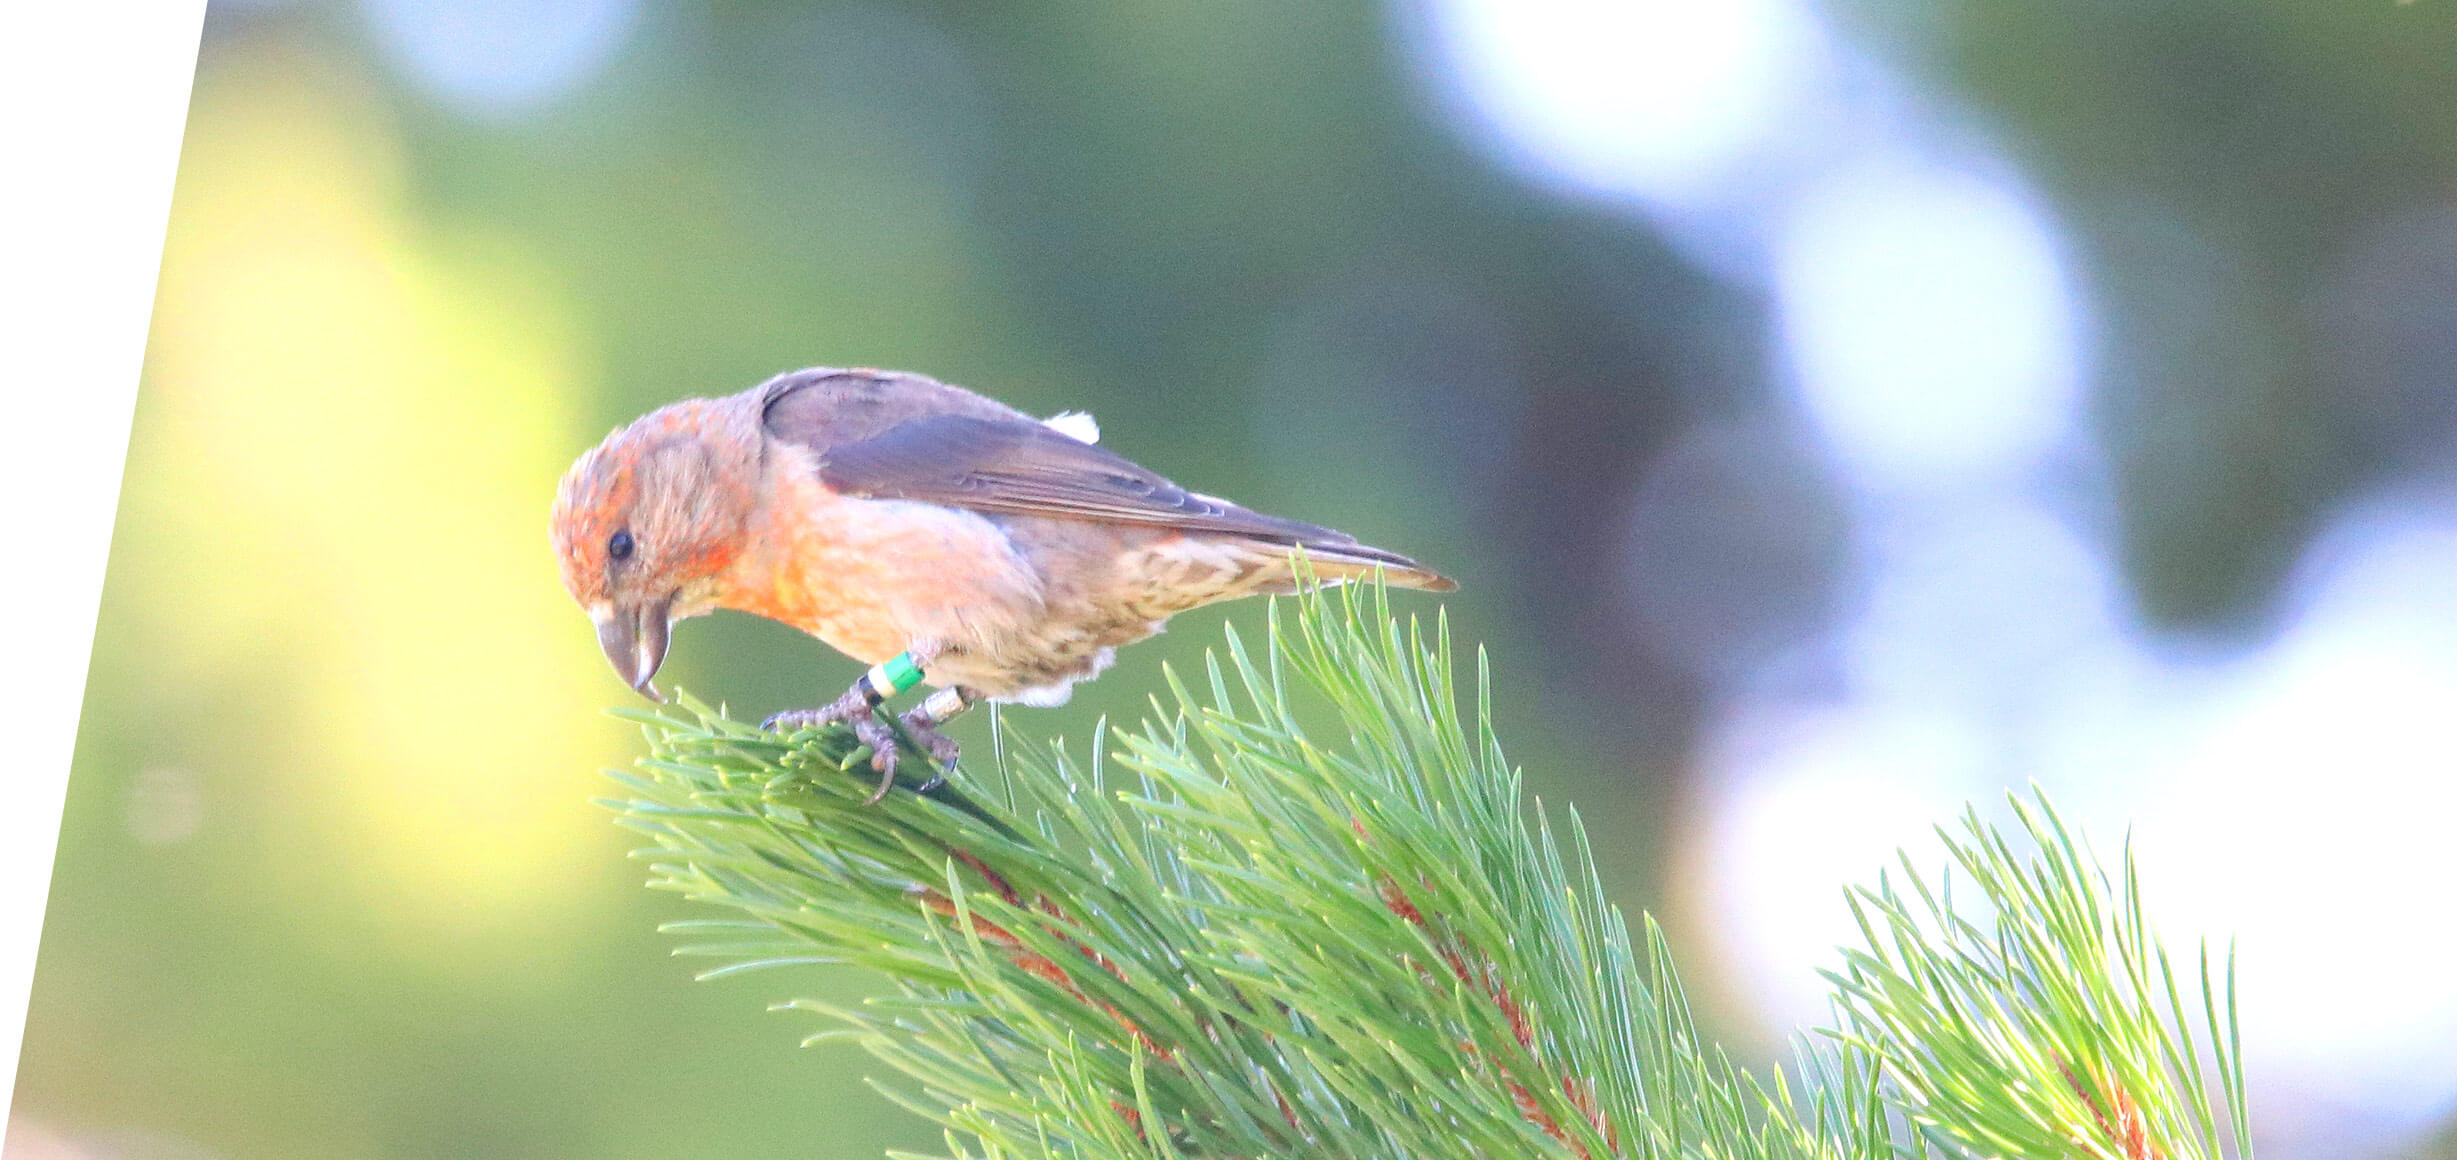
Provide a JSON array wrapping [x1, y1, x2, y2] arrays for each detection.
[[594, 593, 676, 703]]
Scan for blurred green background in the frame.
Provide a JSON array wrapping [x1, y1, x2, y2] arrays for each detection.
[[17, 0, 2457, 1157]]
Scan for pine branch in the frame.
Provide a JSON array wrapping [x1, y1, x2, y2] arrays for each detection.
[[1824, 795, 2253, 1160], [602, 585, 2250, 1160]]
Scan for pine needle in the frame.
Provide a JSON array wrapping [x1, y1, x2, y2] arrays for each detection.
[[604, 583, 2253, 1160]]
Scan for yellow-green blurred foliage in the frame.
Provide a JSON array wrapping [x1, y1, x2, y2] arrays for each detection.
[[144, 44, 613, 945], [23, 32, 935, 1160]]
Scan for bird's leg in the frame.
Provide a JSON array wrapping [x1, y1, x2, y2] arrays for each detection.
[[762, 650, 955, 804], [896, 686, 978, 794]]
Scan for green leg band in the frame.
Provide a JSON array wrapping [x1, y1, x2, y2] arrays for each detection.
[[857, 652, 927, 706]]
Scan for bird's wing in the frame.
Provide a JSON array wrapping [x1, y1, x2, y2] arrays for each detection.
[[817, 412, 1360, 543], [760, 371, 1354, 544]]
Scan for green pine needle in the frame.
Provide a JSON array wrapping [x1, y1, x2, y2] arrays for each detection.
[[604, 583, 2252, 1160]]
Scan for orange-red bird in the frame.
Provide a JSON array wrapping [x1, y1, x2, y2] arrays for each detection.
[[552, 367, 1454, 798]]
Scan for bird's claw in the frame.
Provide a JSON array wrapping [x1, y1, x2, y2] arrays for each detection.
[[761, 689, 959, 804], [851, 714, 902, 804], [857, 707, 961, 804], [898, 704, 963, 769]]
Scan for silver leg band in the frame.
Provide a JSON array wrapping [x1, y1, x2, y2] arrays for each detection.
[[914, 687, 974, 726]]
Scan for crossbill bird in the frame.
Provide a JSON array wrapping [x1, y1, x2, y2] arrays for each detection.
[[552, 366, 1454, 800]]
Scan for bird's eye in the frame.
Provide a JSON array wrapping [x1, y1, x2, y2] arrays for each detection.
[[607, 529, 635, 561]]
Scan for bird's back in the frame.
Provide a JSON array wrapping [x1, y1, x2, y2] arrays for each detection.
[[752, 367, 1453, 587]]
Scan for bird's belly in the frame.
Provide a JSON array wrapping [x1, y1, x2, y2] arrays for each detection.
[[729, 489, 1045, 665], [734, 492, 1290, 703], [926, 617, 1157, 704], [927, 525, 1280, 702]]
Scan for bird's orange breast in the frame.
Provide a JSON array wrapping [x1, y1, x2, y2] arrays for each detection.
[[713, 462, 1040, 665]]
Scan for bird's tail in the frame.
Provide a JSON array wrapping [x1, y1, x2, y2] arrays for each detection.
[[1266, 539, 1458, 594]]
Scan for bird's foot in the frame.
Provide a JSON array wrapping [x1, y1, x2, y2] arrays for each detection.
[[761, 689, 962, 804], [763, 690, 900, 802], [761, 687, 871, 734], [894, 703, 963, 794]]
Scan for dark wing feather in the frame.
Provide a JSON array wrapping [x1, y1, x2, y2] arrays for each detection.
[[815, 413, 1356, 544], [759, 370, 1355, 544]]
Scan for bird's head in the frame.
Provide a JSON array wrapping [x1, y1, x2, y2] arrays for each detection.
[[550, 400, 758, 702]]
